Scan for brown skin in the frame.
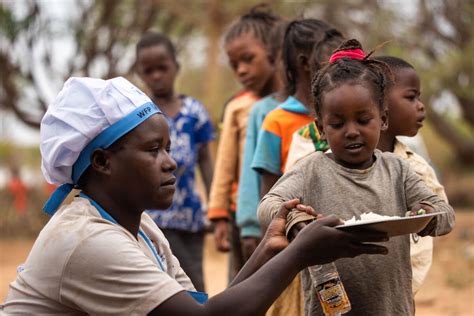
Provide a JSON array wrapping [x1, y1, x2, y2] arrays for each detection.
[[316, 83, 388, 170], [136, 44, 181, 117], [213, 219, 231, 252], [377, 68, 425, 153], [225, 32, 281, 97]]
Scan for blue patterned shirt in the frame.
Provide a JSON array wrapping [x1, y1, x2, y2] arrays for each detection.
[[147, 96, 215, 232]]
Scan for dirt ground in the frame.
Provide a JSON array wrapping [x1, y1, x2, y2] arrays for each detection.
[[1, 210, 473, 315]]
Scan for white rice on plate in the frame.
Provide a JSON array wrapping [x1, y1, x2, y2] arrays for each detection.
[[344, 212, 402, 225]]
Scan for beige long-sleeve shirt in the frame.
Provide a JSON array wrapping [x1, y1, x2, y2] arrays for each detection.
[[394, 140, 448, 294], [208, 92, 258, 220]]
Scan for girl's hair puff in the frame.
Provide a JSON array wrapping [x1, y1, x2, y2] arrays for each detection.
[[311, 39, 392, 117], [136, 32, 177, 64], [224, 4, 282, 60], [282, 19, 343, 96]]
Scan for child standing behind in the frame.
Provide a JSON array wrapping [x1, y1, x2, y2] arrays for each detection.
[[246, 20, 343, 316], [235, 20, 288, 261], [136, 32, 215, 292], [251, 20, 343, 197], [258, 39, 455, 315], [375, 55, 448, 294], [207, 6, 283, 278]]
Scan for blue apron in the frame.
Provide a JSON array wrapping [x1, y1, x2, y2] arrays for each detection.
[[80, 193, 208, 304]]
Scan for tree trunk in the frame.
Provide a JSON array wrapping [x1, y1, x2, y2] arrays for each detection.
[[427, 108, 474, 165], [203, 0, 225, 124]]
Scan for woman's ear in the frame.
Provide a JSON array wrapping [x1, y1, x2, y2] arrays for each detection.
[[90, 148, 112, 176], [315, 118, 326, 141], [380, 108, 389, 131]]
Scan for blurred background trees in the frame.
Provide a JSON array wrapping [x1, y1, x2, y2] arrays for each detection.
[[1, 0, 473, 207]]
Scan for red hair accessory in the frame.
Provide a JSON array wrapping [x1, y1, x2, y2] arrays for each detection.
[[329, 49, 366, 64]]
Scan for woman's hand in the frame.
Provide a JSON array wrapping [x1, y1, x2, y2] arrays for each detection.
[[261, 198, 318, 257]]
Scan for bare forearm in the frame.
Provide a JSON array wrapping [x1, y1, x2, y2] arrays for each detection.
[[260, 171, 280, 199], [151, 244, 302, 316], [229, 237, 274, 286]]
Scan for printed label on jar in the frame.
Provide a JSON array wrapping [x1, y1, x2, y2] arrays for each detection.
[[316, 276, 351, 314]]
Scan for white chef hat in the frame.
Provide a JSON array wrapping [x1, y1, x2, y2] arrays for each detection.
[[41, 76, 161, 214]]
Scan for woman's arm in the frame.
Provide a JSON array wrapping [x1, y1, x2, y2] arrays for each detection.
[[150, 201, 389, 316]]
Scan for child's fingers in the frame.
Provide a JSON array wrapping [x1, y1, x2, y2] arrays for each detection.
[[409, 202, 435, 216], [275, 199, 300, 220], [295, 204, 318, 217]]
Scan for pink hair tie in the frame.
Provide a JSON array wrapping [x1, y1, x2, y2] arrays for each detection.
[[329, 49, 366, 64]]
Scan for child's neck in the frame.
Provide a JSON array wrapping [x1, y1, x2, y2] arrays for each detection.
[[257, 74, 283, 98], [293, 78, 312, 113], [377, 132, 396, 153], [153, 93, 181, 118]]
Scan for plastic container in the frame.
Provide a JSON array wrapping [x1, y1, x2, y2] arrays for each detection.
[[308, 263, 351, 315]]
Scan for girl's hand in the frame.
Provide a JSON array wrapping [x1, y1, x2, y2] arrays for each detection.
[[409, 201, 437, 236], [213, 219, 231, 252], [408, 201, 435, 216]]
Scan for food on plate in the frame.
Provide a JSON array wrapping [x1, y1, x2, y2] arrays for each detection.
[[343, 212, 402, 225]]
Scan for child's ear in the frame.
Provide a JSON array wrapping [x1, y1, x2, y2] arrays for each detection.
[[90, 148, 112, 176], [267, 53, 275, 65], [315, 118, 327, 141], [380, 108, 389, 131], [298, 54, 311, 72]]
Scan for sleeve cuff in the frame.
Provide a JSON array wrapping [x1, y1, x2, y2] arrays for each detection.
[[240, 225, 262, 238], [252, 163, 282, 176], [285, 213, 317, 236], [207, 208, 230, 220]]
